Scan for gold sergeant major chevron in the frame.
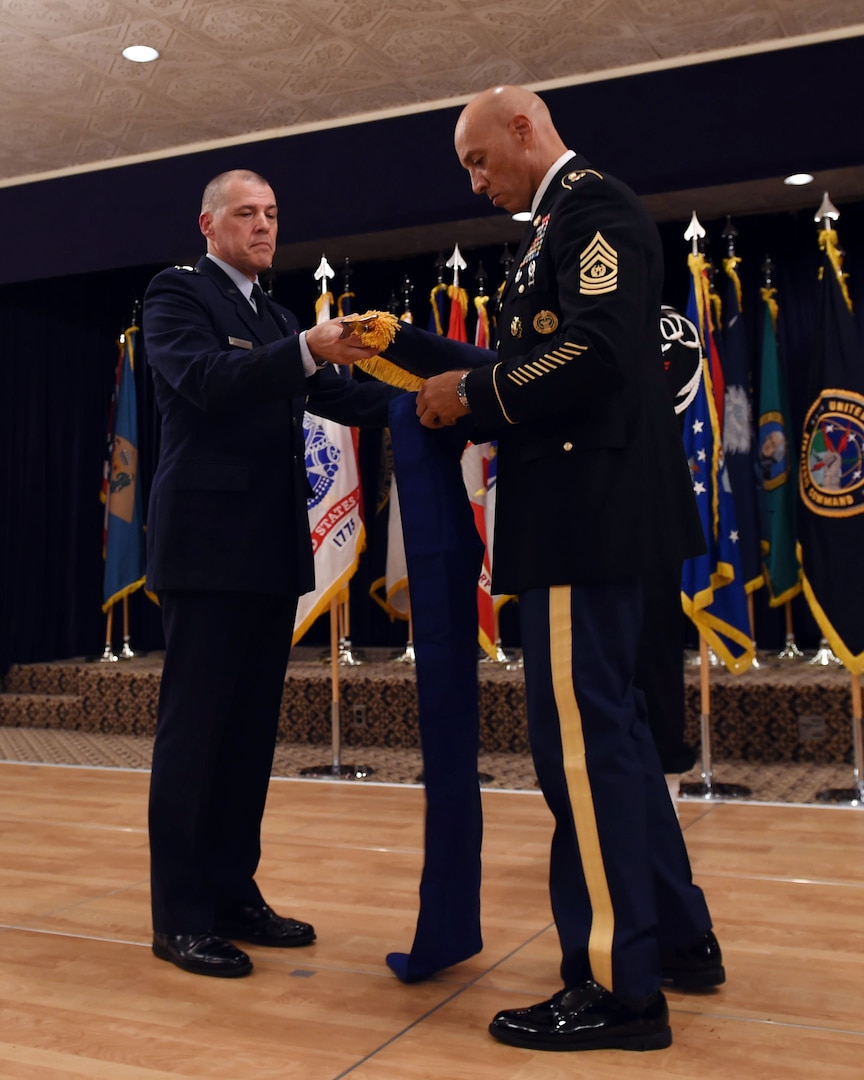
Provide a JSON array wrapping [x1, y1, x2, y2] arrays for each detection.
[[580, 232, 618, 295]]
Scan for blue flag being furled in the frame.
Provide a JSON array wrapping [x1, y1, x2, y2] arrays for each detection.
[[681, 266, 755, 672], [797, 226, 864, 674], [385, 392, 484, 982], [718, 256, 764, 595], [102, 326, 146, 611]]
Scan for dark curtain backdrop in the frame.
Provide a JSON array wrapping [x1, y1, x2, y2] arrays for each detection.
[[2, 202, 863, 674]]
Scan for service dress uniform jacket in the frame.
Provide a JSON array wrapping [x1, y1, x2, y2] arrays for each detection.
[[143, 256, 392, 934]]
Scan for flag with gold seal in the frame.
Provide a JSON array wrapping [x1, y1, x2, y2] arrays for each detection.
[[797, 220, 864, 673]]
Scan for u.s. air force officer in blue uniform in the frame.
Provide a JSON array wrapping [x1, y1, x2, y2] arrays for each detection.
[[143, 169, 391, 978], [359, 87, 725, 1052]]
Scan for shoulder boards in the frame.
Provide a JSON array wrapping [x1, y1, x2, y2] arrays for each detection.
[[172, 264, 198, 273]]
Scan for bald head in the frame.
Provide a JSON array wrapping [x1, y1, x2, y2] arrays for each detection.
[[454, 86, 567, 213]]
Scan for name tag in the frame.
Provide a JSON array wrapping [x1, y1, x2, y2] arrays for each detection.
[[228, 336, 253, 349]]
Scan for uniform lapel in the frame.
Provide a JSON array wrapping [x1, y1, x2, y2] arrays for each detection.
[[196, 258, 284, 345]]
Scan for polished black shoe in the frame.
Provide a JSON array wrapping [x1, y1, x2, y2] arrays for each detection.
[[152, 932, 253, 978], [489, 980, 671, 1052], [661, 930, 725, 989], [213, 903, 316, 948]]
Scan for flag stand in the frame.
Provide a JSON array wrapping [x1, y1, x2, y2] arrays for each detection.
[[809, 637, 842, 666], [680, 636, 752, 800], [816, 674, 864, 805], [300, 599, 373, 780]]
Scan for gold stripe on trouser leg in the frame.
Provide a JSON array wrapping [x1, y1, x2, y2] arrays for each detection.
[[549, 586, 615, 992]]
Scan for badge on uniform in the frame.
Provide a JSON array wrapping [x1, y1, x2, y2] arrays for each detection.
[[228, 336, 253, 349], [561, 168, 602, 190], [533, 310, 559, 334], [510, 316, 523, 339], [580, 231, 618, 295]]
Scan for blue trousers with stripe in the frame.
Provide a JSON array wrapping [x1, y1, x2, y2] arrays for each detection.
[[519, 578, 712, 1003]]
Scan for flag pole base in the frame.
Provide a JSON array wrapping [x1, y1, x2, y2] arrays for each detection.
[[777, 634, 805, 660], [809, 642, 842, 666], [686, 647, 719, 667], [815, 785, 864, 806], [391, 641, 416, 664], [415, 771, 494, 785], [479, 641, 515, 664], [118, 638, 136, 660], [97, 644, 118, 663], [505, 654, 524, 672], [320, 639, 366, 666], [679, 780, 752, 800], [298, 763, 375, 780]]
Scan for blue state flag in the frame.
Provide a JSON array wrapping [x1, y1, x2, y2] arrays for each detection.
[[102, 326, 146, 611], [681, 273, 755, 672]]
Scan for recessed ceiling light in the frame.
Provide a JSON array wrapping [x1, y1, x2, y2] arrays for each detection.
[[784, 173, 814, 186], [511, 211, 532, 222], [122, 45, 160, 63]]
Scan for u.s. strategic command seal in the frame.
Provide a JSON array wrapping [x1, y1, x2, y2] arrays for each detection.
[[799, 388, 864, 517], [304, 418, 341, 507]]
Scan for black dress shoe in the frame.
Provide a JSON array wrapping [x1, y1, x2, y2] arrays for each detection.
[[489, 980, 671, 1052], [152, 932, 253, 978], [661, 929, 725, 989], [213, 903, 316, 948]]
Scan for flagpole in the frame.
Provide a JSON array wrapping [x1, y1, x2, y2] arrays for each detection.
[[777, 600, 805, 659], [391, 601, 416, 664], [119, 595, 135, 659], [98, 605, 118, 663], [817, 674, 864, 805], [298, 254, 371, 781]]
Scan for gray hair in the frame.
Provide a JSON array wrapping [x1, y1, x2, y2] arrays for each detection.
[[201, 170, 271, 214]]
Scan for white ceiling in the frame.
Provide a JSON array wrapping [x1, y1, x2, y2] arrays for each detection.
[[2, 0, 862, 189]]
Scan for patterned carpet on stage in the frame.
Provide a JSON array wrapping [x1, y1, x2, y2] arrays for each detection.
[[1, 646, 860, 806]]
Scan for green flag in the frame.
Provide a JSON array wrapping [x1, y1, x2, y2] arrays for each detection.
[[757, 287, 801, 605]]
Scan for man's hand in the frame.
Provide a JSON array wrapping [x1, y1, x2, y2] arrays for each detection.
[[416, 371, 469, 428], [306, 317, 379, 366]]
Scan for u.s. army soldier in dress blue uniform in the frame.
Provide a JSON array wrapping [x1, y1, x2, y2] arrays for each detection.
[[337, 86, 725, 1053]]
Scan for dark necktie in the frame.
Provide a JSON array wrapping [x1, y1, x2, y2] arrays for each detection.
[[251, 282, 266, 320]]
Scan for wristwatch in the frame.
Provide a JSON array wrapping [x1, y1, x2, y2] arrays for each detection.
[[456, 371, 471, 412]]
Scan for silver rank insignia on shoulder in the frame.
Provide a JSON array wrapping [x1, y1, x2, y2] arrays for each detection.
[[510, 315, 523, 338], [173, 265, 197, 272], [580, 231, 618, 295], [533, 310, 558, 334]]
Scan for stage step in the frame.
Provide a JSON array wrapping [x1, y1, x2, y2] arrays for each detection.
[[0, 650, 855, 763], [0, 692, 84, 730]]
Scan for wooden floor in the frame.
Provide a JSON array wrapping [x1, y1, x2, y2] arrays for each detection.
[[1, 764, 863, 1080]]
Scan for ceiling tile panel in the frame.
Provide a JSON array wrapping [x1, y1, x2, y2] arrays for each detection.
[[0, 0, 861, 210]]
